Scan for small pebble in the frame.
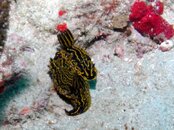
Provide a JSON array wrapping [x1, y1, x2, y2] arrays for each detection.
[[159, 40, 174, 52], [19, 107, 32, 116], [47, 119, 57, 125], [111, 14, 129, 31], [114, 45, 124, 59]]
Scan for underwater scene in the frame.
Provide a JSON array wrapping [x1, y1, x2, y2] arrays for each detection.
[[0, 0, 174, 129]]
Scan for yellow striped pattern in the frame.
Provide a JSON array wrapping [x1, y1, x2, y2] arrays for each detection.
[[66, 46, 97, 80], [49, 29, 97, 116], [57, 29, 75, 49]]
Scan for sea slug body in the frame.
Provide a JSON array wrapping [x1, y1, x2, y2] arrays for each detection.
[[49, 29, 97, 116]]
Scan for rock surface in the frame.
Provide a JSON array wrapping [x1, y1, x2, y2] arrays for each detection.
[[0, 0, 174, 130]]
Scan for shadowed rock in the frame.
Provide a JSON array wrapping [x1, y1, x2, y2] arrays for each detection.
[[0, 0, 10, 57]]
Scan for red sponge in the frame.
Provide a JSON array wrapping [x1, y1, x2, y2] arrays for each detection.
[[154, 1, 164, 15], [129, 1, 148, 22], [58, 10, 67, 17], [56, 23, 67, 32], [129, 1, 174, 42]]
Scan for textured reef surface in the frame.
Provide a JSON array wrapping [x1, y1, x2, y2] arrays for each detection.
[[0, 0, 174, 130]]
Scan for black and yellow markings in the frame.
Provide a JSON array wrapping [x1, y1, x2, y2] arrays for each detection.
[[65, 74, 91, 116], [49, 29, 97, 116], [66, 46, 97, 80], [57, 29, 75, 48]]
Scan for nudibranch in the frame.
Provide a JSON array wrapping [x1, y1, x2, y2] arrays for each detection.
[[48, 29, 97, 116]]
